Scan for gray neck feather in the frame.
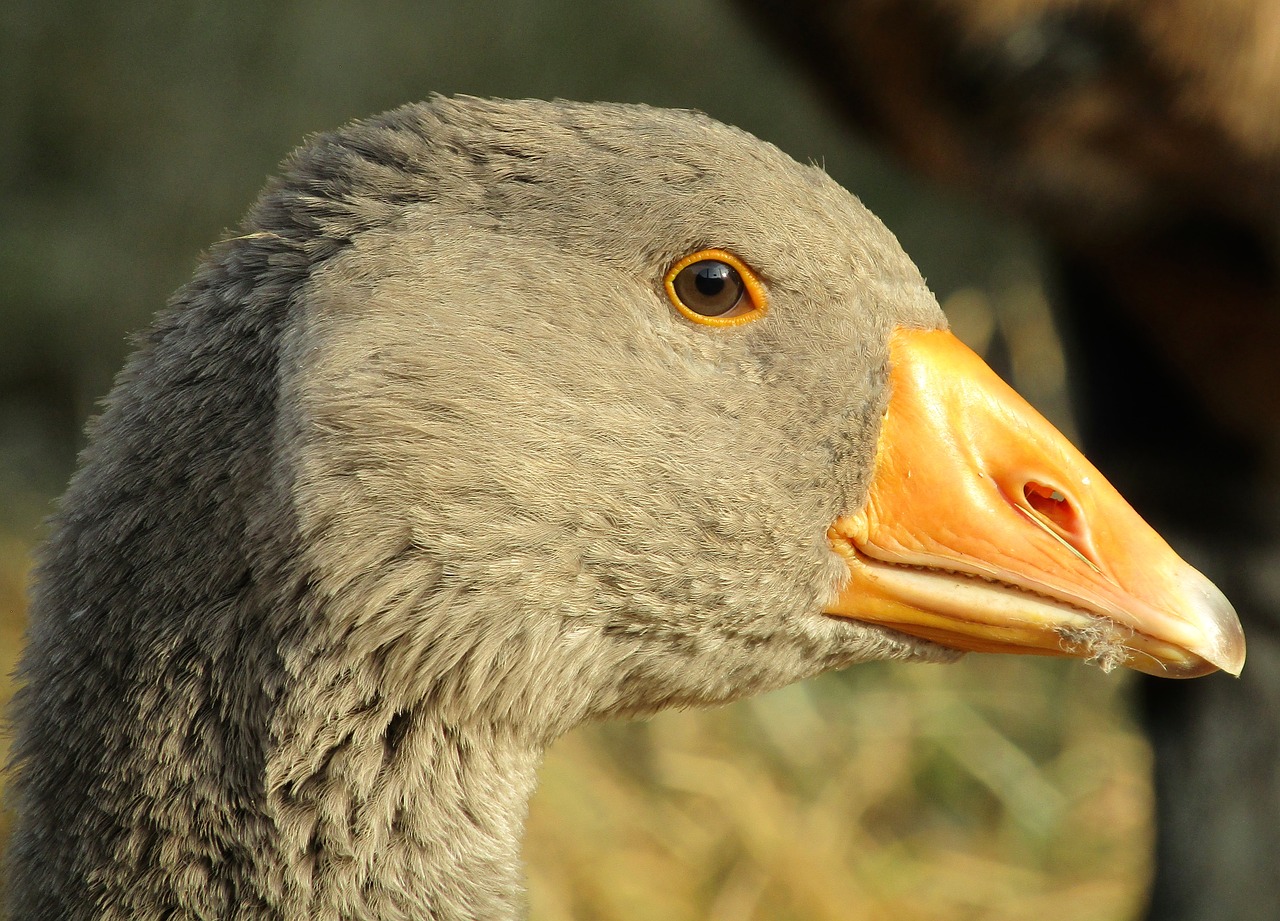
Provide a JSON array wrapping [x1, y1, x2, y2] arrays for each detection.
[[5, 213, 546, 920], [268, 689, 541, 919]]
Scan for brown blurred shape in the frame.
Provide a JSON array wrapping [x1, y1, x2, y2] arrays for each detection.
[[741, 0, 1280, 433], [735, 2, 1280, 920]]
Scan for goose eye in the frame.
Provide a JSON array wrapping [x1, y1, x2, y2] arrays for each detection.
[[674, 261, 743, 316], [664, 248, 768, 326]]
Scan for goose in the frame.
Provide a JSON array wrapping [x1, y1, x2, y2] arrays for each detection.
[[6, 96, 1244, 921]]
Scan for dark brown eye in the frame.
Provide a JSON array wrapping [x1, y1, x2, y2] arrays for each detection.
[[663, 248, 768, 327], [672, 260, 745, 316]]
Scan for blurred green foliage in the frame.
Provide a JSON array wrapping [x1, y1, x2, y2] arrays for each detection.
[[0, 2, 1144, 917]]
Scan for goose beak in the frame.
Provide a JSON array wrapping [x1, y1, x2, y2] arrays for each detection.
[[825, 328, 1245, 678]]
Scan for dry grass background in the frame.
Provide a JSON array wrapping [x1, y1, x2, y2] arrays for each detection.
[[526, 662, 1151, 921]]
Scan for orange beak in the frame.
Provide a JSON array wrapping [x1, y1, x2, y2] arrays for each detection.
[[826, 328, 1245, 678]]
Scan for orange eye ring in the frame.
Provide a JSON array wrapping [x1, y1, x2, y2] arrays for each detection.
[[663, 248, 768, 327]]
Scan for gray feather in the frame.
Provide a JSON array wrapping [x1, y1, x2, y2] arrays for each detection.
[[6, 96, 948, 920]]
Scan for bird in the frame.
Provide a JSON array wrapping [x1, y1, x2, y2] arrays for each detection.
[[5, 96, 1245, 921]]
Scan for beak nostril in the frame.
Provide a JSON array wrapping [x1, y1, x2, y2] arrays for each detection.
[[1023, 481, 1077, 533], [1016, 479, 1103, 572]]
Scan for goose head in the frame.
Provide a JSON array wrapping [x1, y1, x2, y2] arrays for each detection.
[[7, 96, 1243, 920], [285, 97, 1240, 724]]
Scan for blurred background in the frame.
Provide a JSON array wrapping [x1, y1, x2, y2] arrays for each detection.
[[4, 2, 1273, 919]]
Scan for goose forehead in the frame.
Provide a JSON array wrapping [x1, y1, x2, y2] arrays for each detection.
[[407, 100, 920, 295], [506, 153, 912, 290], [383, 192, 932, 369]]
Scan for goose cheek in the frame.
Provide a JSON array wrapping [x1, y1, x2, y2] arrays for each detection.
[[825, 327, 1245, 679]]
